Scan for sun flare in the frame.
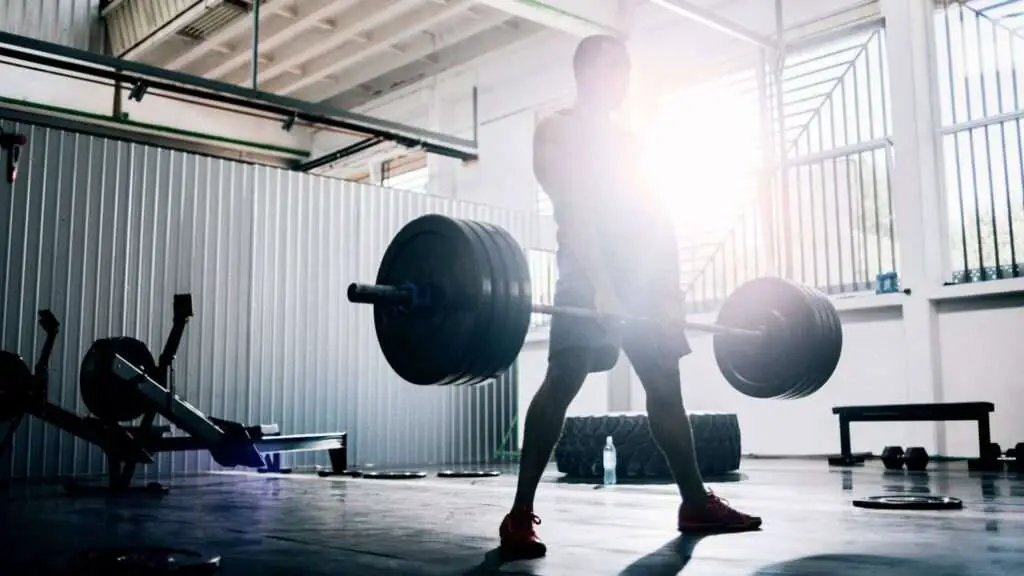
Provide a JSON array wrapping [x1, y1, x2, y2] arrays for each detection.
[[632, 86, 763, 239]]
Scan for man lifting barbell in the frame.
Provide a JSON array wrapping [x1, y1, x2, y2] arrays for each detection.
[[347, 35, 842, 561], [499, 34, 761, 559]]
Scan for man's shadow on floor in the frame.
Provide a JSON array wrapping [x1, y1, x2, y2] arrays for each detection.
[[462, 548, 543, 575], [619, 534, 706, 575], [462, 535, 706, 575]]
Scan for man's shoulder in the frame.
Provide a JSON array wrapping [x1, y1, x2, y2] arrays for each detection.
[[535, 108, 575, 134]]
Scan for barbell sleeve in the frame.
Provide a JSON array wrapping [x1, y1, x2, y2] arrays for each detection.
[[347, 283, 762, 338], [347, 283, 412, 307]]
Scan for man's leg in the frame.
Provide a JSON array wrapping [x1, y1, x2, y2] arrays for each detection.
[[500, 263, 621, 558], [499, 347, 593, 559], [513, 348, 592, 509], [623, 337, 762, 533], [626, 350, 707, 501]]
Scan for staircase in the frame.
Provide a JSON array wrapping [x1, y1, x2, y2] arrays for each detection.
[[678, 240, 726, 289]]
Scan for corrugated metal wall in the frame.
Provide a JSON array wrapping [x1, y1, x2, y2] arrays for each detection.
[[0, 119, 535, 479], [0, 0, 105, 51]]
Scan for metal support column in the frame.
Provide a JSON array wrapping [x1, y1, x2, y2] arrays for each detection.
[[251, 0, 260, 90], [756, 49, 778, 276], [773, 0, 792, 279], [879, 0, 950, 453]]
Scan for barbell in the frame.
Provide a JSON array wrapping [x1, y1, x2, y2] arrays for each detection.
[[347, 214, 843, 399]]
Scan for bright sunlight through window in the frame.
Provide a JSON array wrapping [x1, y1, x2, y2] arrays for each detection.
[[632, 73, 762, 240]]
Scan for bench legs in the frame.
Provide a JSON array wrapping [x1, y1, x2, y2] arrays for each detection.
[[831, 412, 998, 470], [966, 414, 1003, 471], [977, 414, 991, 456], [828, 415, 869, 466], [839, 415, 851, 457]]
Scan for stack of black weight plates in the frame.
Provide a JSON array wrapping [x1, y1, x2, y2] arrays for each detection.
[[554, 412, 741, 479]]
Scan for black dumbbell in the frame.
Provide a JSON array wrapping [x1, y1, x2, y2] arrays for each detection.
[[904, 446, 929, 471], [880, 446, 930, 471], [1006, 442, 1023, 472], [881, 446, 905, 470]]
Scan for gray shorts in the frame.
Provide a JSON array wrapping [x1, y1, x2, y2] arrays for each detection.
[[548, 251, 692, 373]]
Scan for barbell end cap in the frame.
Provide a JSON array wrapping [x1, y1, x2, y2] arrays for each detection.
[[346, 283, 361, 303]]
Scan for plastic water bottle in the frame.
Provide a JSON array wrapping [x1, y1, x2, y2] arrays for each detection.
[[603, 435, 617, 485]]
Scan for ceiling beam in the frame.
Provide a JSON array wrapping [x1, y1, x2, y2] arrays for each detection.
[[274, 0, 477, 97], [203, 0, 363, 81], [296, 12, 512, 103], [648, 0, 774, 49], [222, 0, 424, 87], [473, 0, 625, 37], [322, 19, 543, 111]]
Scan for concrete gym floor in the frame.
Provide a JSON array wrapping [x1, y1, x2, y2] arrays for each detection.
[[0, 459, 1021, 575]]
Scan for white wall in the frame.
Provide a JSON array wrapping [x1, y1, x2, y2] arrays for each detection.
[[936, 295, 1024, 457], [0, 0, 104, 52], [516, 290, 1024, 458]]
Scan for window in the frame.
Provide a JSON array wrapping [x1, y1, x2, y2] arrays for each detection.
[[641, 25, 895, 302], [934, 0, 1024, 283], [382, 165, 429, 194], [379, 151, 428, 193]]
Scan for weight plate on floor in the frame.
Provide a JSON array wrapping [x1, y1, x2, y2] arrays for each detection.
[[437, 470, 502, 478], [852, 495, 963, 510], [0, 351, 32, 421], [458, 220, 510, 386], [713, 277, 840, 399], [481, 222, 533, 375], [374, 215, 491, 386], [68, 546, 221, 574], [79, 337, 158, 422], [361, 471, 428, 480]]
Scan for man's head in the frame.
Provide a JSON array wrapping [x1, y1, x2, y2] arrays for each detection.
[[573, 34, 631, 111]]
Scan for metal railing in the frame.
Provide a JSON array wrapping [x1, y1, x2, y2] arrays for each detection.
[[683, 208, 768, 313], [528, 249, 557, 328], [936, 0, 1024, 283], [686, 24, 897, 308]]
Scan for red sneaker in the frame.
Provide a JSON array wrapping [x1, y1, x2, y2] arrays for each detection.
[[499, 507, 546, 559], [678, 491, 762, 533]]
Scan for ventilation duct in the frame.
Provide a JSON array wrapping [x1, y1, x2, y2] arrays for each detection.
[[102, 0, 253, 59]]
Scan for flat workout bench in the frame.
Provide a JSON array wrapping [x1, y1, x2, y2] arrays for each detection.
[[830, 402, 994, 465]]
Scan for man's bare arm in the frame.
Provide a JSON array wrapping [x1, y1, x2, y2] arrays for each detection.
[[534, 117, 620, 303]]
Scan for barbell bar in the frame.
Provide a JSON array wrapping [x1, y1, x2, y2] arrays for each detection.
[[348, 284, 764, 339], [347, 214, 843, 399]]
